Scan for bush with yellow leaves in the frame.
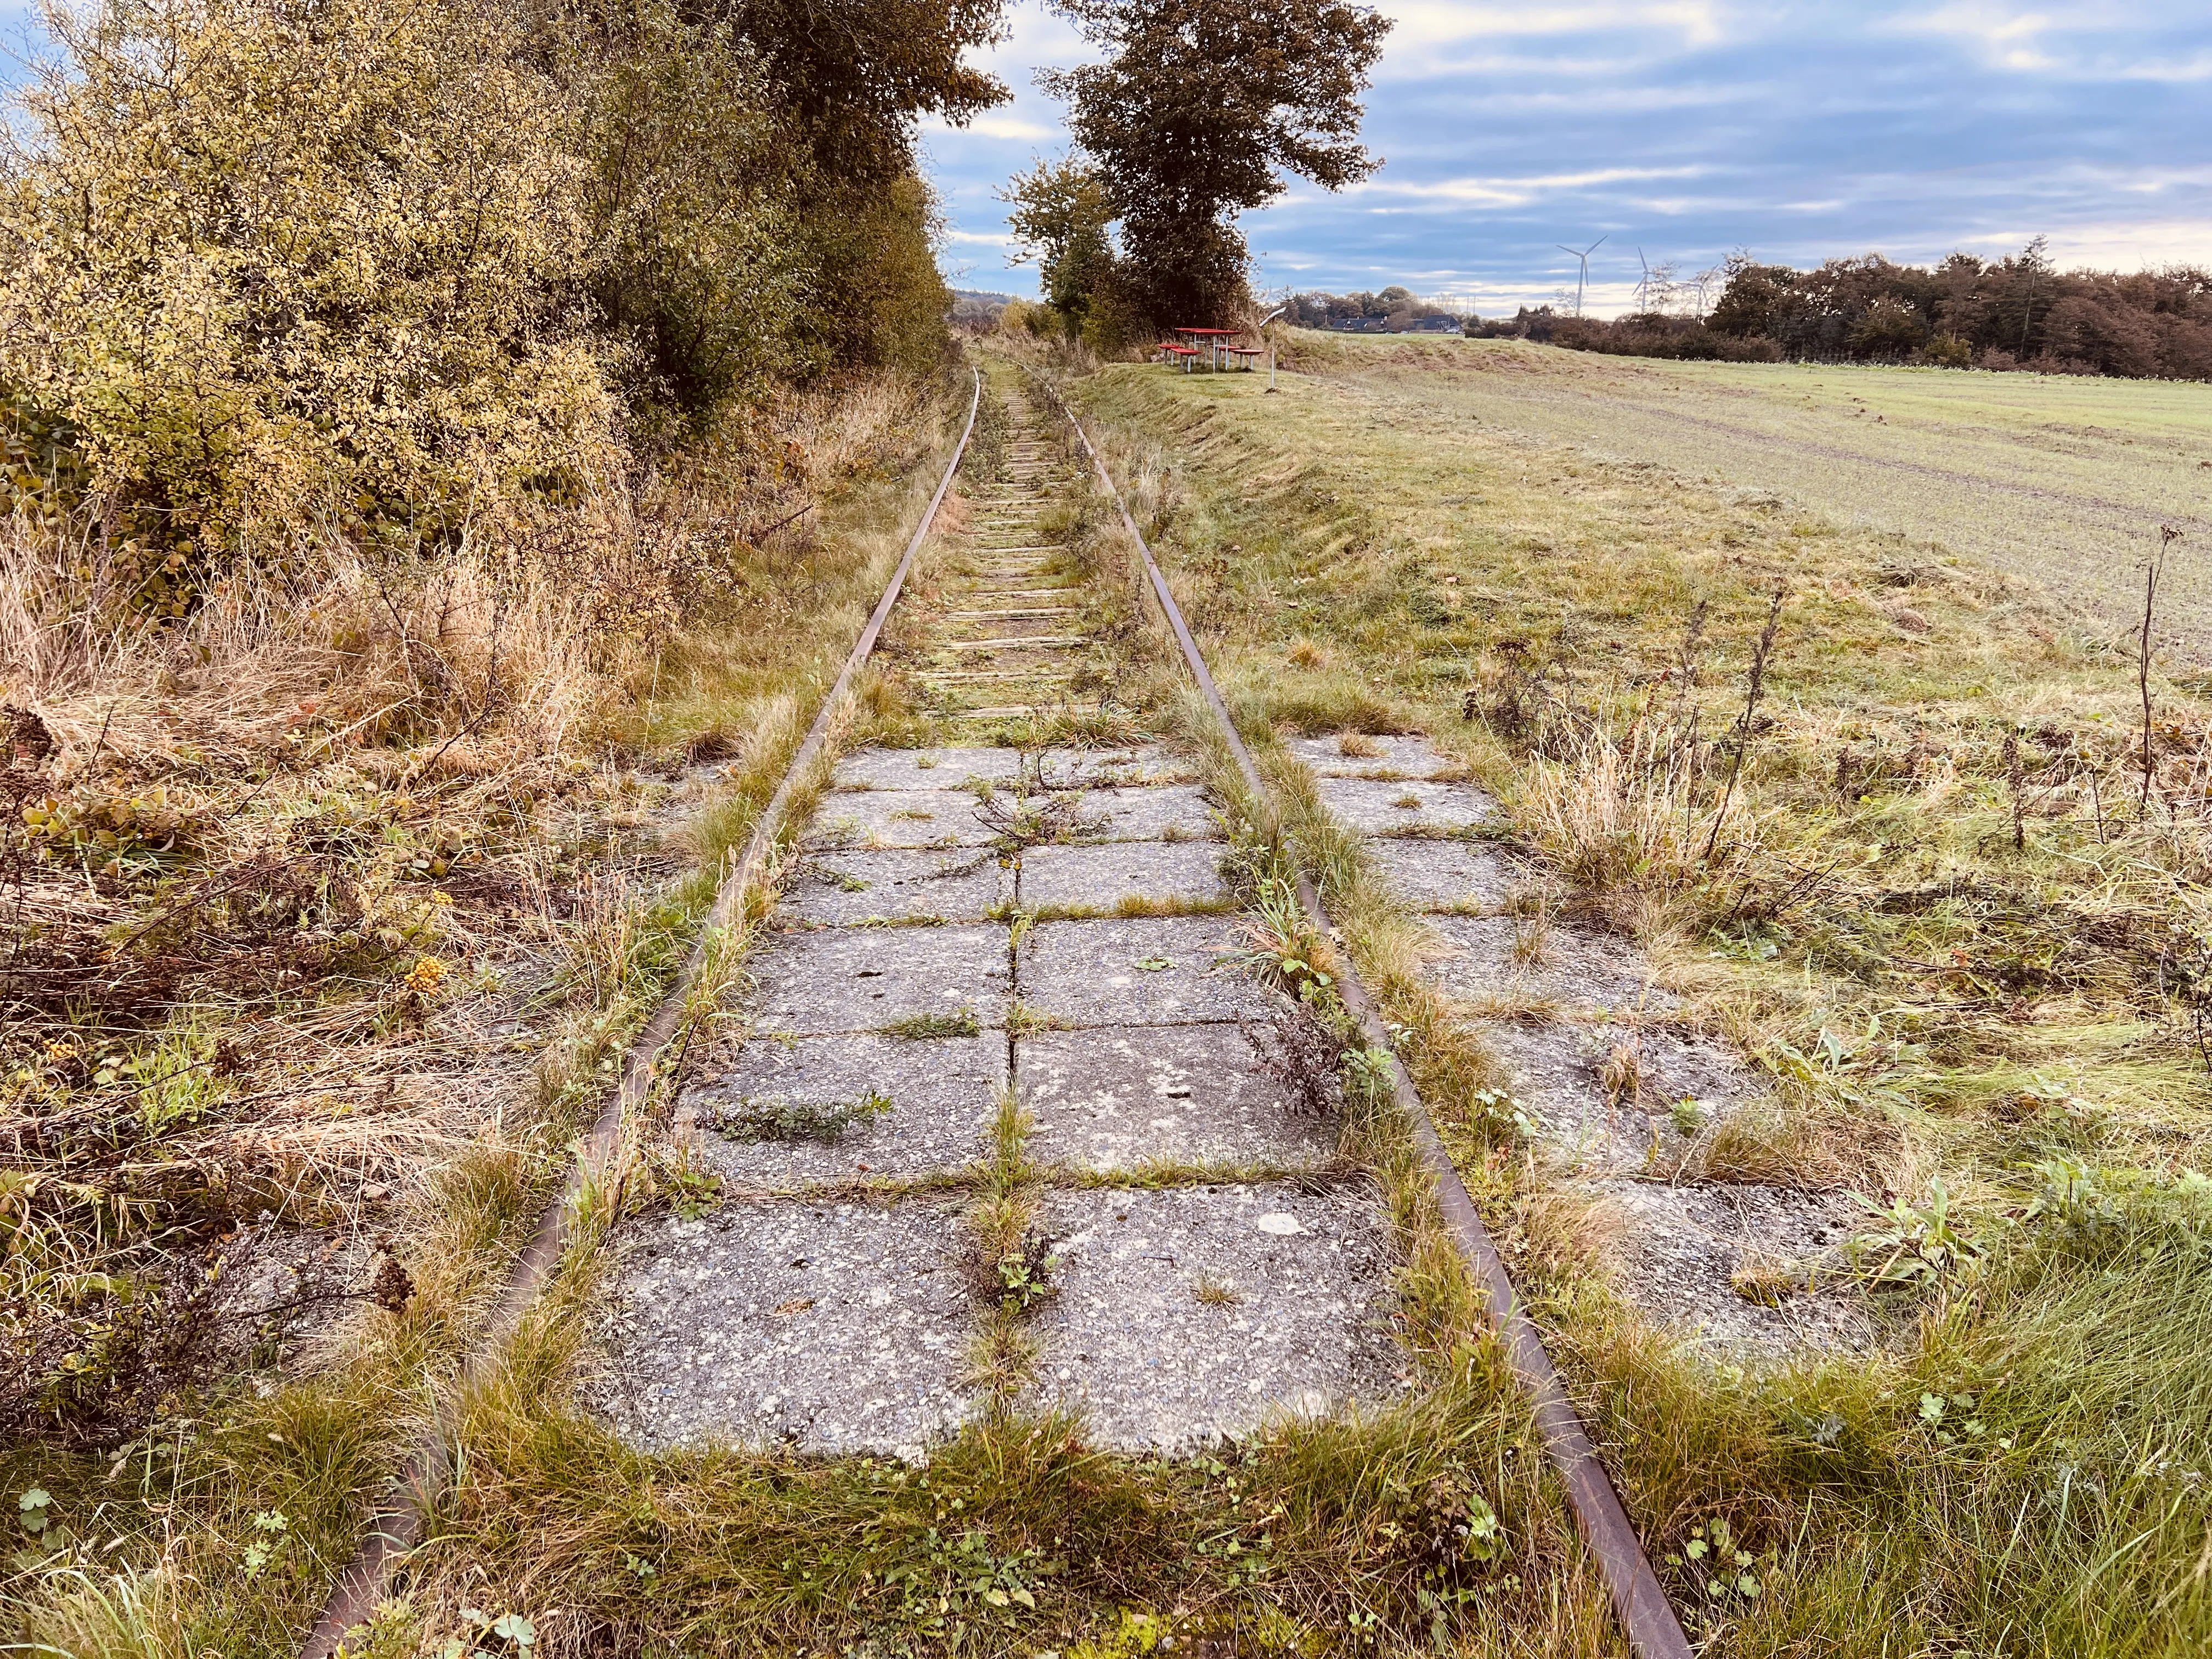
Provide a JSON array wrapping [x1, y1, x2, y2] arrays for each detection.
[[2, 0, 624, 574]]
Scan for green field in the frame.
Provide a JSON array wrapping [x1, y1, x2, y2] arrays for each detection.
[[1063, 342, 2212, 1656], [1284, 331, 2212, 661]]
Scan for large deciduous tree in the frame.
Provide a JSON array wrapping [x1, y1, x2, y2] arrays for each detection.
[[1002, 155, 1120, 337], [1040, 0, 1389, 326], [708, 0, 1009, 183]]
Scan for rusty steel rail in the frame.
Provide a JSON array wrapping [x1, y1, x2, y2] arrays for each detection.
[[301, 368, 981, 1658], [1043, 378, 1695, 1659]]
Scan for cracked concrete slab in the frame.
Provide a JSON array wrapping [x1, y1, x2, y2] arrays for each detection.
[[1018, 917, 1272, 1027], [1029, 1183, 1405, 1452], [680, 1032, 1005, 1183], [1579, 1180, 1872, 1357], [1479, 1019, 1767, 1175], [808, 788, 997, 849], [587, 1199, 975, 1455], [833, 747, 1025, 790], [780, 848, 1008, 926], [1475, 1021, 1656, 1175], [1313, 775, 1496, 835], [1037, 746, 1193, 787], [1423, 913, 1677, 1014], [1017, 840, 1230, 913], [750, 924, 1010, 1035], [1018, 1024, 1335, 1171], [1064, 785, 1223, 843], [1365, 838, 1522, 912], [1285, 735, 1463, 777]]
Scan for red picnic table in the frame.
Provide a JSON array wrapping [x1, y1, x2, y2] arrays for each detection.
[[1168, 327, 1258, 371]]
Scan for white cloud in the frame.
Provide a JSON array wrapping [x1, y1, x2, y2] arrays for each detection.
[[2017, 217, 2212, 269], [1338, 165, 1707, 209], [1889, 2, 2212, 80], [1384, 2, 1730, 51], [922, 111, 1062, 142]]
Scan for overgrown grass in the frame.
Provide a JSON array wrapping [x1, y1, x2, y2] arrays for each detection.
[[1, 375, 966, 1651], [1064, 353, 2212, 1652], [347, 353, 1638, 1658]]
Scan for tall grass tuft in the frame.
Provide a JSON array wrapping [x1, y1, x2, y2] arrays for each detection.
[[1516, 715, 1762, 927]]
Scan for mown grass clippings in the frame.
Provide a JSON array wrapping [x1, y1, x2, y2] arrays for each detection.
[[705, 1087, 894, 1145], [876, 1008, 985, 1040]]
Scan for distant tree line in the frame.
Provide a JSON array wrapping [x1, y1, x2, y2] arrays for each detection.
[[1286, 288, 1461, 331], [1462, 242, 2212, 380]]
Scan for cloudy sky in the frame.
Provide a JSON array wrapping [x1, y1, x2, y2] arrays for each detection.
[[923, 1, 2212, 317]]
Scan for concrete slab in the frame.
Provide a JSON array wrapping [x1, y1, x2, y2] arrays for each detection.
[[833, 747, 1025, 791], [1474, 1019, 1766, 1175], [1314, 775, 1496, 836], [1285, 735, 1461, 777], [588, 1199, 974, 1455], [809, 788, 996, 849], [781, 849, 1008, 927], [1030, 1184, 1404, 1452], [682, 1032, 1004, 1182], [1366, 838, 1521, 912], [1423, 914, 1677, 1014], [1017, 840, 1230, 913], [943, 614, 1070, 643], [751, 924, 1009, 1035], [1066, 785, 1223, 843], [1581, 1181, 1872, 1357], [1018, 917, 1271, 1027], [1036, 746, 1194, 787], [1018, 1024, 1334, 1171]]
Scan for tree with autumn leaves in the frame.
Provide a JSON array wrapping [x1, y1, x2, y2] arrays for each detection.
[[1008, 0, 1390, 340]]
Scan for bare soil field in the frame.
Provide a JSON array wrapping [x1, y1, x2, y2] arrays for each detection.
[[1289, 331, 2212, 661]]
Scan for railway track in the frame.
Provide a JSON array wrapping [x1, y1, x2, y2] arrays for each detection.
[[306, 362, 1690, 1659]]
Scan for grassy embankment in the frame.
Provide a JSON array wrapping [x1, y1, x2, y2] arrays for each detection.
[[1063, 347, 2212, 1656], [1282, 330, 2212, 658], [1, 377, 960, 1655]]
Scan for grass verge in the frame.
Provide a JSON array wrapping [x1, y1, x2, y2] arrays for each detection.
[[1062, 344, 2212, 1654]]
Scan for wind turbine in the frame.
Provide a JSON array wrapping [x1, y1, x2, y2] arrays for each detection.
[[1634, 247, 1652, 312], [1556, 235, 1607, 317]]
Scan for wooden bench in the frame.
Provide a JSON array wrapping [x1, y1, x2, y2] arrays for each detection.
[[1156, 342, 1202, 370], [1220, 346, 1262, 370]]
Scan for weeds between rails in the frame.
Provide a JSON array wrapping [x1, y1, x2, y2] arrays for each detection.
[[1053, 350, 2212, 1652], [360, 358, 1632, 1657], [1, 376, 966, 1653]]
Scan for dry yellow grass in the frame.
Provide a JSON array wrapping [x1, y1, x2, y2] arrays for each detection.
[[0, 370, 960, 1652]]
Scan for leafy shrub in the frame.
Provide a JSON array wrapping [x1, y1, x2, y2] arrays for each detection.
[[0, 0, 969, 598], [3, 0, 622, 565]]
